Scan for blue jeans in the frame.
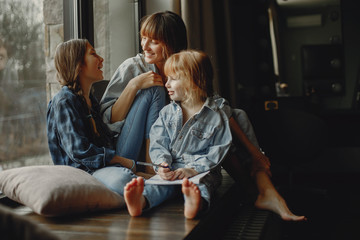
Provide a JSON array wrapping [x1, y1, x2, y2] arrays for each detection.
[[92, 166, 218, 210], [115, 86, 166, 160], [93, 165, 178, 208], [92, 165, 136, 196], [93, 86, 166, 196]]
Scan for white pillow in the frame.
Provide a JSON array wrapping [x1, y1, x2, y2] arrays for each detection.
[[0, 165, 125, 216]]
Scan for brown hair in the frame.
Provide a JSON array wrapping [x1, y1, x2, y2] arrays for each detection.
[[164, 50, 214, 103], [140, 11, 187, 60], [54, 39, 88, 96]]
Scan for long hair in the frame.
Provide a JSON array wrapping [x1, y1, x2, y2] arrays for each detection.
[[140, 11, 188, 60], [164, 50, 214, 104], [54, 39, 88, 96]]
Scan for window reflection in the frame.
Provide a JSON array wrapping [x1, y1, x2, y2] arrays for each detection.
[[0, 0, 50, 170]]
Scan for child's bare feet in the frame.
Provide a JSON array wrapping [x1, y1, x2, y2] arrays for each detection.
[[255, 188, 307, 221], [124, 177, 146, 217], [182, 178, 202, 219]]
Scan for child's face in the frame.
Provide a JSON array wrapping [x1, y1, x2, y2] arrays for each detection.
[[165, 75, 187, 102]]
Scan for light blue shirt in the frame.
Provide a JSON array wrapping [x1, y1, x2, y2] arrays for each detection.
[[100, 53, 158, 133], [149, 97, 232, 173]]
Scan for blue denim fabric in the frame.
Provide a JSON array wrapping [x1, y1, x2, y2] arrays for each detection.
[[149, 97, 232, 173], [115, 86, 166, 160], [143, 184, 179, 209], [92, 165, 137, 196], [100, 54, 159, 134], [143, 166, 223, 209]]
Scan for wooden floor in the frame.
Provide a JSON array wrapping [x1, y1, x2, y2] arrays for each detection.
[[2, 169, 237, 240]]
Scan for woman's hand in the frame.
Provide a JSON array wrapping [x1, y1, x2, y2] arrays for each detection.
[[131, 71, 164, 90]]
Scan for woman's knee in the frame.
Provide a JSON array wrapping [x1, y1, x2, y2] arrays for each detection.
[[92, 167, 135, 195]]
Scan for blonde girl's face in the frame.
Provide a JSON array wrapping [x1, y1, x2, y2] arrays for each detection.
[[165, 75, 188, 102], [141, 36, 167, 65], [80, 42, 104, 83]]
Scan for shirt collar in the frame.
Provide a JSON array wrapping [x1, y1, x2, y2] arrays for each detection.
[[171, 97, 219, 114]]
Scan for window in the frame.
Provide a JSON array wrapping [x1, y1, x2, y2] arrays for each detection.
[[93, 0, 140, 80], [0, 0, 50, 170]]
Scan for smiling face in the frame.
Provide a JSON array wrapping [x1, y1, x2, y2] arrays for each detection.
[[141, 36, 166, 66], [165, 75, 188, 102], [79, 42, 104, 84]]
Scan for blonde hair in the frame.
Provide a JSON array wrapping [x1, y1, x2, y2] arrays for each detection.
[[140, 11, 187, 60], [54, 39, 88, 96], [164, 50, 214, 104]]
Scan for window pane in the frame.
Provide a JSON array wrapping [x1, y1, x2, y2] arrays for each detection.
[[0, 0, 51, 170], [93, 0, 138, 80]]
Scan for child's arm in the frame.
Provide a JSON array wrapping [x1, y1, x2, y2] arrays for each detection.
[[149, 109, 174, 172]]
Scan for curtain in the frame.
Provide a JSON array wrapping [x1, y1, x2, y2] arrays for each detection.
[[180, 0, 237, 106]]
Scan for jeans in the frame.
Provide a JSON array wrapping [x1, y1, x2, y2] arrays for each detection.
[[93, 86, 166, 196], [115, 86, 166, 161], [92, 166, 136, 196], [92, 166, 219, 211]]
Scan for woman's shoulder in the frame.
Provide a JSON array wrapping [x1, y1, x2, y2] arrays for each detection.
[[119, 53, 157, 73], [50, 87, 81, 108]]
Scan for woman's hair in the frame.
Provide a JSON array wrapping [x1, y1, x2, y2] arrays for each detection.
[[140, 11, 188, 59], [54, 39, 88, 96], [164, 50, 214, 103]]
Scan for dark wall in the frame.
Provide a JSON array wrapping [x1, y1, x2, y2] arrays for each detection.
[[219, 0, 360, 174]]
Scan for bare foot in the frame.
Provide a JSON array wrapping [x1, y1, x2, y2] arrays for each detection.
[[124, 177, 146, 216], [255, 188, 307, 221], [182, 178, 202, 219]]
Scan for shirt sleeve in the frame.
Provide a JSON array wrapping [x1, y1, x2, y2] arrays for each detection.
[[149, 112, 173, 170], [54, 97, 115, 171], [100, 55, 155, 134], [99, 65, 130, 134]]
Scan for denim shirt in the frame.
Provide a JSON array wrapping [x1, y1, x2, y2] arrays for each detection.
[[47, 86, 116, 173], [149, 97, 232, 173], [100, 53, 158, 134]]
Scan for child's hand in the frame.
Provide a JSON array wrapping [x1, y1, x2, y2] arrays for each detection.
[[157, 162, 174, 180], [170, 168, 198, 181]]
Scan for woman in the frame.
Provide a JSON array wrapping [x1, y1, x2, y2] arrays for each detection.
[[100, 10, 305, 221], [47, 39, 138, 196], [100, 11, 188, 174]]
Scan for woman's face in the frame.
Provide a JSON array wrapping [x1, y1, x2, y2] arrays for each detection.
[[141, 36, 167, 65], [80, 43, 104, 83]]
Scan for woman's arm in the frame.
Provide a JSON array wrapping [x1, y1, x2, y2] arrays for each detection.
[[229, 116, 271, 175], [110, 71, 163, 123]]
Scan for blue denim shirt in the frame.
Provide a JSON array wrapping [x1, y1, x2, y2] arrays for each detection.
[[100, 53, 158, 134], [47, 86, 116, 173], [149, 97, 232, 173]]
